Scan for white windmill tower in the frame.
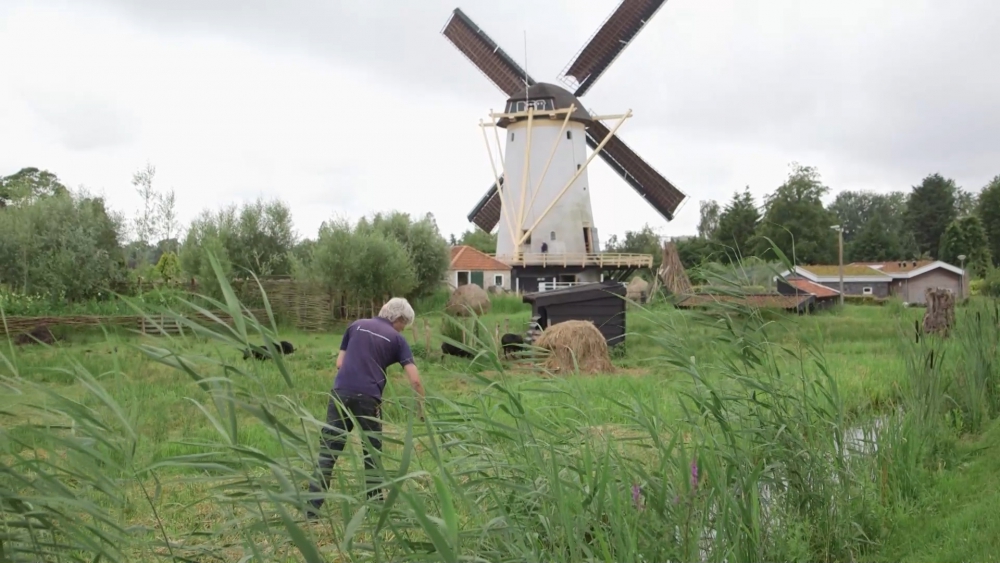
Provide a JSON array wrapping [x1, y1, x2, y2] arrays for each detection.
[[442, 1, 688, 293]]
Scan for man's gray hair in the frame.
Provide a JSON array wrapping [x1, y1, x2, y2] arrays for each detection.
[[378, 297, 415, 326]]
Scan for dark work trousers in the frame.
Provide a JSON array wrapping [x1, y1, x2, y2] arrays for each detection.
[[308, 391, 383, 510]]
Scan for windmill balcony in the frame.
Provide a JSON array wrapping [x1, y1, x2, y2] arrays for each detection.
[[491, 252, 653, 268]]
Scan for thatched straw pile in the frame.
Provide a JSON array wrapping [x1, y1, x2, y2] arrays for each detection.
[[626, 277, 650, 302], [446, 283, 492, 317], [536, 320, 614, 374]]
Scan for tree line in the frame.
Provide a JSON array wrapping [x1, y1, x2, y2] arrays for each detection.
[[5, 160, 996, 311], [687, 163, 998, 277], [0, 166, 451, 310]]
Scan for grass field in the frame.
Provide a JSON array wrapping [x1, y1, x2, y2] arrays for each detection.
[[4, 286, 1000, 562]]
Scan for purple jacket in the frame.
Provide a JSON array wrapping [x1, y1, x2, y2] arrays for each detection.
[[333, 317, 414, 400]]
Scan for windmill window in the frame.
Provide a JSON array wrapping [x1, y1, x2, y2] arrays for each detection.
[[566, 131, 572, 140], [550, 231, 556, 241], [510, 133, 515, 141], [577, 164, 581, 170]]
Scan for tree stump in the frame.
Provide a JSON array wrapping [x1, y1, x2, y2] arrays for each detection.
[[922, 287, 956, 337]]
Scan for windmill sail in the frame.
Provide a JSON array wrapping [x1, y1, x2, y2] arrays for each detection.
[[586, 120, 685, 221], [442, 8, 537, 97], [467, 178, 503, 232], [559, 0, 669, 97]]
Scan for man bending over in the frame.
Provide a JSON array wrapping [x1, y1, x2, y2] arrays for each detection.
[[307, 297, 425, 515]]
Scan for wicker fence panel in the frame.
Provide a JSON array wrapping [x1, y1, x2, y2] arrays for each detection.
[[1, 310, 267, 337]]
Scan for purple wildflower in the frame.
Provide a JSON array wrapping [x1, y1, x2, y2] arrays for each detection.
[[631, 483, 644, 510], [690, 459, 699, 490]]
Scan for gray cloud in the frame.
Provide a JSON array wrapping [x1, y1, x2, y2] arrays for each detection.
[[26, 93, 140, 151], [17, 0, 1000, 235]]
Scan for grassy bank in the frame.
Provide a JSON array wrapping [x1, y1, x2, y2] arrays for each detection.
[[2, 277, 1000, 561]]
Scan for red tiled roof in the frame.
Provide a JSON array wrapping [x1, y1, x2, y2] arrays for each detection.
[[449, 246, 510, 271], [788, 278, 840, 298], [677, 293, 812, 310]]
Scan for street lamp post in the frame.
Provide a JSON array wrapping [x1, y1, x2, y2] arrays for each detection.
[[958, 254, 967, 300], [831, 225, 844, 306]]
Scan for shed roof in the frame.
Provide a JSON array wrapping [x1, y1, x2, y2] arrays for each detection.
[[676, 293, 813, 311], [449, 246, 510, 271], [855, 260, 933, 273], [522, 280, 626, 306], [787, 278, 840, 298], [800, 265, 888, 277]]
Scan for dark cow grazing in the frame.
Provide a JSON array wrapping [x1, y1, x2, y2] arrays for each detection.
[[500, 333, 525, 358], [243, 340, 296, 360], [441, 341, 474, 359], [13, 324, 56, 346]]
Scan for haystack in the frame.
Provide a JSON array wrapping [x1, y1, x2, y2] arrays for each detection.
[[446, 283, 492, 317], [626, 277, 650, 302], [536, 320, 614, 374]]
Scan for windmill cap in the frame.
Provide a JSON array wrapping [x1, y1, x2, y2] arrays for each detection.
[[498, 82, 592, 127]]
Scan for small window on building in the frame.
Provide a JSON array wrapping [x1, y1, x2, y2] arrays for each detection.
[[456, 271, 470, 286], [510, 132, 515, 142], [494, 274, 504, 286], [522, 230, 531, 245], [550, 231, 556, 241], [566, 131, 572, 140], [577, 164, 581, 170], [862, 287, 873, 295]]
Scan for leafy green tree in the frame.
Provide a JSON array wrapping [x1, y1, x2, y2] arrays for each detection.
[[310, 218, 417, 302], [939, 215, 991, 277], [976, 175, 1000, 265], [833, 191, 914, 262], [179, 198, 297, 289], [955, 189, 979, 217], [850, 220, 899, 262], [754, 163, 837, 265], [697, 200, 721, 239], [604, 224, 663, 269], [0, 167, 69, 207], [675, 237, 717, 271], [154, 251, 181, 284], [357, 211, 450, 299], [457, 228, 497, 254], [0, 189, 127, 301], [906, 173, 958, 259], [713, 187, 760, 262]]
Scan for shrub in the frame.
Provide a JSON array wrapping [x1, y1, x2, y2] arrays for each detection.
[[979, 268, 1000, 297]]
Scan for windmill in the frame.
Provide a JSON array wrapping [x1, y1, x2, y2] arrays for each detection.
[[442, 0, 687, 293]]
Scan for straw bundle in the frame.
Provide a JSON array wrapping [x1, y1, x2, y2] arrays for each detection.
[[535, 320, 614, 375]]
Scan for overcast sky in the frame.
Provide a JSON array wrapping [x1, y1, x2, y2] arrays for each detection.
[[2, 0, 998, 244]]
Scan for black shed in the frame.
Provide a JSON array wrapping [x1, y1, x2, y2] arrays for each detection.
[[522, 281, 627, 346]]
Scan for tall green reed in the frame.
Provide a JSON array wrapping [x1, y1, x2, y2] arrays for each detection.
[[3, 250, 997, 562]]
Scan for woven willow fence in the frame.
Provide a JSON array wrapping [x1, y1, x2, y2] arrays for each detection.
[[0, 310, 265, 337], [232, 278, 388, 332]]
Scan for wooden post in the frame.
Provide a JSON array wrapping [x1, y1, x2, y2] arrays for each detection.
[[923, 287, 956, 337]]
